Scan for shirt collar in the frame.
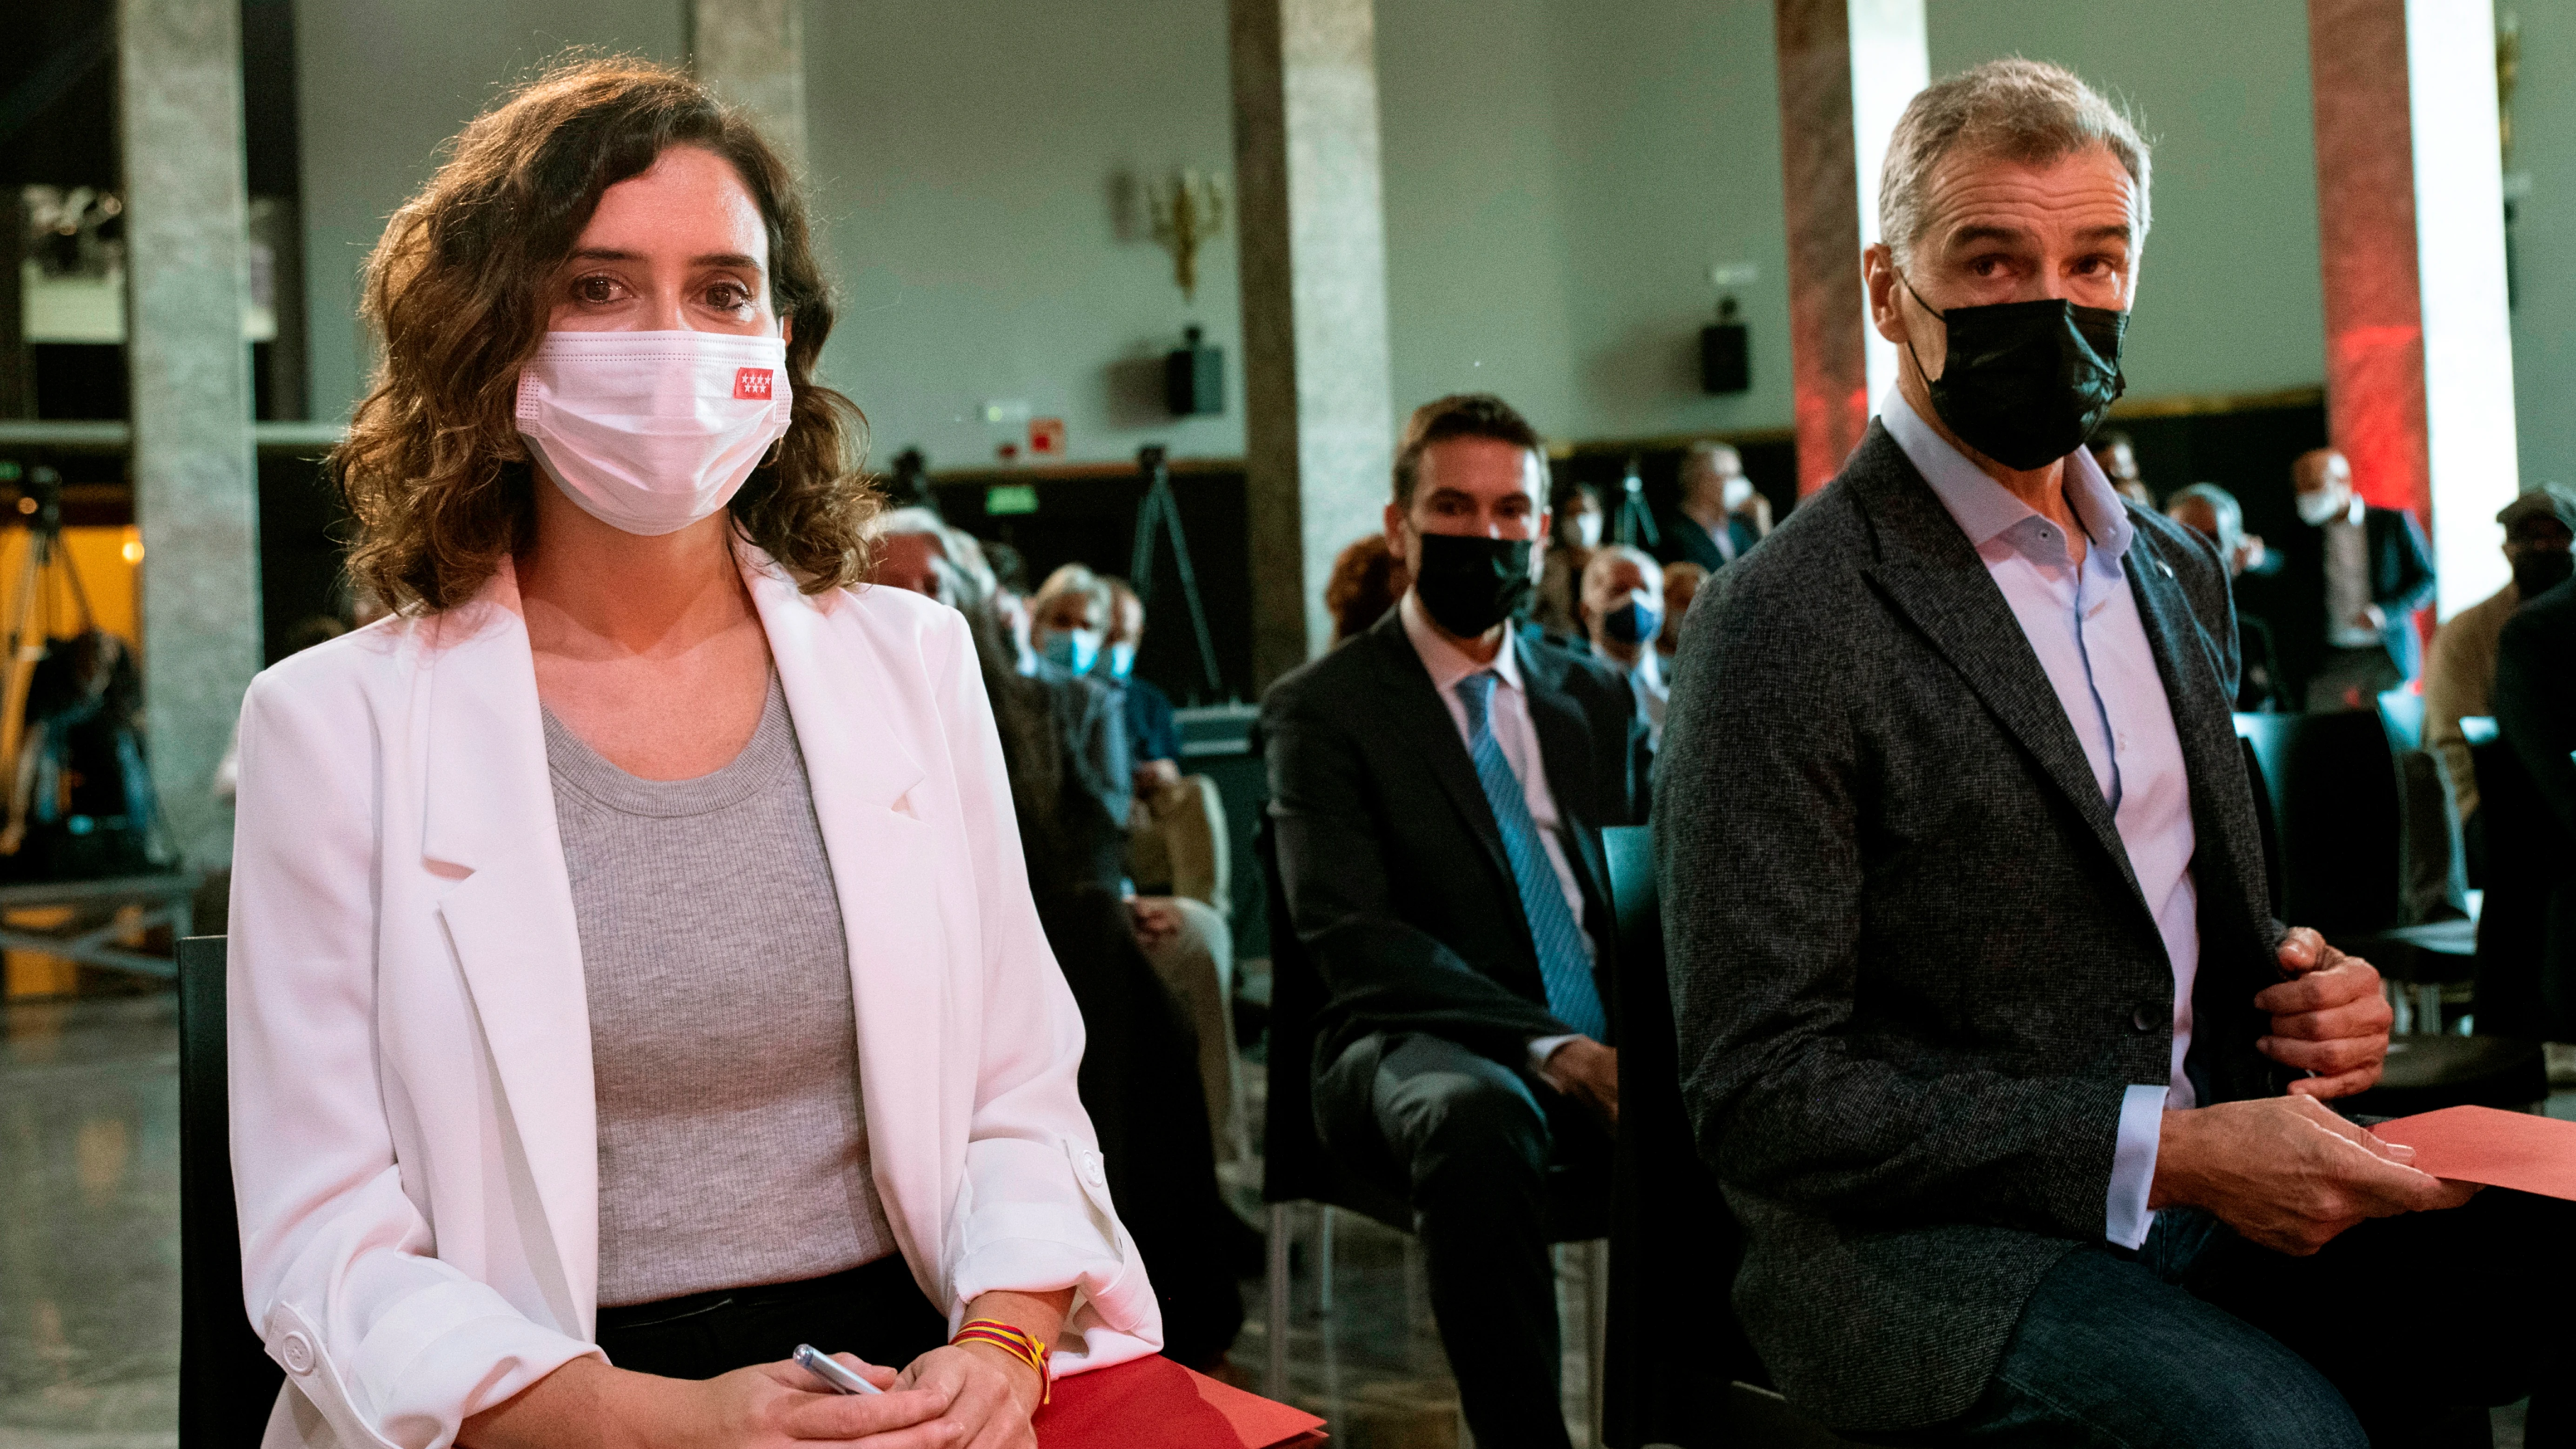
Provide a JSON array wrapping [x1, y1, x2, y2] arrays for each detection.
[[1880, 388, 2134, 567], [1400, 588, 1524, 697]]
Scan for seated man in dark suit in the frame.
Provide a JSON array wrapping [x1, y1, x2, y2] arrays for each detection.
[[1258, 393, 1650, 1449], [2163, 482, 2289, 712], [1658, 439, 1768, 572], [1662, 59, 2574, 1446]]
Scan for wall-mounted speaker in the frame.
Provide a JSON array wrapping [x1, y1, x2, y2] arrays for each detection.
[[1165, 325, 1225, 416], [1700, 296, 1749, 395]]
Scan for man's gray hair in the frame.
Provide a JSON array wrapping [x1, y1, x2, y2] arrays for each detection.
[[2166, 482, 2242, 549], [1880, 59, 2152, 266]]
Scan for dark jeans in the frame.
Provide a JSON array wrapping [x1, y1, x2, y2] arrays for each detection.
[[1316, 1030, 1608, 1449], [1872, 1189, 2576, 1448], [592, 1255, 948, 1381]]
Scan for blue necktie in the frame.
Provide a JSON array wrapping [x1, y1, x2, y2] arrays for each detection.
[[1454, 671, 1608, 1041]]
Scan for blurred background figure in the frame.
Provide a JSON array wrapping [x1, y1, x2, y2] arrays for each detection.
[[2479, 551, 2576, 1057], [1031, 561, 1115, 679], [1325, 533, 1409, 645], [1579, 546, 1668, 743], [2424, 484, 2576, 829], [1534, 478, 1602, 640], [1657, 560, 1708, 678], [1101, 577, 1181, 772], [2164, 482, 2289, 712], [2256, 447, 2436, 711], [2089, 428, 2151, 507], [1660, 440, 1767, 573]]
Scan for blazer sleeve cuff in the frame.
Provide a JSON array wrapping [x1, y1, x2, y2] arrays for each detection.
[[265, 1287, 601, 1449], [948, 1137, 1165, 1360], [2104, 1083, 2169, 1250]]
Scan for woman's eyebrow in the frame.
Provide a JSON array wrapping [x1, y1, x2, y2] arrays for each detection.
[[562, 247, 762, 270]]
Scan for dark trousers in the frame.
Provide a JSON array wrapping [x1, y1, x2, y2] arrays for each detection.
[[1873, 1189, 2576, 1448], [592, 1255, 948, 1381], [1316, 1030, 1608, 1449]]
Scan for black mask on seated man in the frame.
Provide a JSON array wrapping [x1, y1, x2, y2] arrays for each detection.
[[2512, 546, 2574, 600], [1904, 277, 2129, 471], [1414, 533, 1536, 637]]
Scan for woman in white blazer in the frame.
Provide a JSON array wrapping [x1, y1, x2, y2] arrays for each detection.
[[227, 59, 1158, 1449]]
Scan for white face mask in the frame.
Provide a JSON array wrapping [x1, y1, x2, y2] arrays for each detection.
[[1722, 476, 1755, 512], [516, 330, 794, 536], [2296, 486, 2349, 527], [1575, 512, 1604, 550]]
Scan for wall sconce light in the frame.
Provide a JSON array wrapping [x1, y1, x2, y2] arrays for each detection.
[[1147, 169, 1228, 305]]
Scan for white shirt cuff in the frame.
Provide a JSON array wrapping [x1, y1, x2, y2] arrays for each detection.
[[1528, 1034, 1581, 1084], [2106, 1083, 2169, 1249]]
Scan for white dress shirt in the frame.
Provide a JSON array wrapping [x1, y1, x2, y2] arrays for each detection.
[[1400, 590, 1596, 1074], [1883, 392, 2200, 1250]]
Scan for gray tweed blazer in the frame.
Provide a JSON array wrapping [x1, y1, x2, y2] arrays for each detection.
[[1657, 423, 2286, 1433]]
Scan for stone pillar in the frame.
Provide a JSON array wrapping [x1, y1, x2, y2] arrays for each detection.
[[2308, 0, 2516, 617], [689, 0, 807, 171], [1772, 0, 1925, 496], [119, 0, 263, 872], [1231, 0, 1396, 686]]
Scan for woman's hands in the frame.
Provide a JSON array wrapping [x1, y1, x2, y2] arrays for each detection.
[[889, 1345, 1043, 1449], [459, 1354, 961, 1449]]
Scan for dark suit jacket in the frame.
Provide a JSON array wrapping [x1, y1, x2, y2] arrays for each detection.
[[1255, 609, 1653, 1073], [1656, 509, 1762, 574], [1121, 675, 1182, 763], [2482, 578, 2576, 1038], [2246, 503, 2437, 694], [1658, 425, 2284, 1433]]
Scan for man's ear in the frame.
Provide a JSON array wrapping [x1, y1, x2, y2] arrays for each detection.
[[1383, 500, 1411, 561], [1863, 243, 1906, 345]]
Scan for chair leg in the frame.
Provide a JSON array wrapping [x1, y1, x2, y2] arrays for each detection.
[[1266, 1202, 1290, 1400], [2416, 982, 2444, 1036], [1316, 1204, 1335, 1316], [1586, 1239, 1608, 1445]]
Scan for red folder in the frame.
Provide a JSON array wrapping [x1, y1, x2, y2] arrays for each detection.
[[1035, 1355, 1327, 1449], [2373, 1105, 2576, 1200]]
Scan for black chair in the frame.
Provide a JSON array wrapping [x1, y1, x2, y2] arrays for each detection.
[[1253, 821, 1610, 1431], [178, 935, 283, 1449], [1600, 825, 1857, 1449]]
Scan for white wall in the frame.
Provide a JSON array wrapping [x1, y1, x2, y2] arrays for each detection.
[[2507, 3, 2576, 495]]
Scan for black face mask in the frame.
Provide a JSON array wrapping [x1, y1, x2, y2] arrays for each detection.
[[2512, 548, 2573, 599], [1413, 532, 1535, 637], [1904, 278, 2129, 470]]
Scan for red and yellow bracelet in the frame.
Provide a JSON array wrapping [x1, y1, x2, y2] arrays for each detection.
[[951, 1319, 1051, 1403]]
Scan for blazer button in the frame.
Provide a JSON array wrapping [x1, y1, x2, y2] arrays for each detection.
[[2131, 1004, 2161, 1033], [278, 1331, 317, 1376]]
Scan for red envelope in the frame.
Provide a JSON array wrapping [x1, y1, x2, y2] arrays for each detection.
[[1035, 1355, 1327, 1449], [2372, 1106, 2576, 1200]]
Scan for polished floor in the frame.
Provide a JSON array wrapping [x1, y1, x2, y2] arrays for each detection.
[[1, 986, 2564, 1449]]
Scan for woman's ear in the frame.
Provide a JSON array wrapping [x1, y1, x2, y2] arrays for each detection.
[[781, 313, 794, 347]]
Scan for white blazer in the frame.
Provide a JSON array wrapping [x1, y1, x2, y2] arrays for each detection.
[[227, 550, 1161, 1449]]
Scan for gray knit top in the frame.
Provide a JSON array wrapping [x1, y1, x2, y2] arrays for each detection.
[[544, 671, 896, 1308]]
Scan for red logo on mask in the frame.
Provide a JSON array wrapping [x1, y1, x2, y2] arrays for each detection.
[[734, 367, 775, 401]]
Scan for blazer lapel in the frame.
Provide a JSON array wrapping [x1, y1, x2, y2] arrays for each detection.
[[743, 557, 949, 1279], [1852, 434, 2142, 905], [419, 557, 602, 1334], [1366, 612, 1514, 887]]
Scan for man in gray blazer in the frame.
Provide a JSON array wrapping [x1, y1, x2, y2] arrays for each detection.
[[1662, 60, 2576, 1446]]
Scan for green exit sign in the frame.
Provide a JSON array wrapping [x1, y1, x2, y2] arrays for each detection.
[[985, 484, 1040, 516]]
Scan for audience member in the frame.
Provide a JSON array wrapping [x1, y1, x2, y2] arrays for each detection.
[[2089, 427, 2151, 507], [1660, 440, 1768, 572], [2257, 446, 2437, 710], [1534, 479, 1602, 639], [226, 63, 1159, 1449], [2476, 568, 2576, 1050], [1662, 60, 2572, 1445], [1324, 533, 1409, 645], [1101, 577, 1244, 1163], [1579, 546, 1668, 743], [1656, 559, 1708, 671], [2424, 484, 2576, 823], [1258, 393, 1649, 1449], [2164, 482, 2289, 712], [1032, 561, 1114, 677]]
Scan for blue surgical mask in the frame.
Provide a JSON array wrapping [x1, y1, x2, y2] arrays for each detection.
[[1604, 600, 1661, 646], [1102, 641, 1139, 681], [1041, 628, 1102, 675]]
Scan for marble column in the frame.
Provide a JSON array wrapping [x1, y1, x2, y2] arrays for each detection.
[[689, 0, 807, 171], [1231, 0, 1396, 686], [2308, 0, 2516, 616], [1772, 0, 1925, 496], [119, 0, 262, 872]]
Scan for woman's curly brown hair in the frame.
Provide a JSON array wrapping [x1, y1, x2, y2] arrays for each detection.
[[335, 56, 876, 613]]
